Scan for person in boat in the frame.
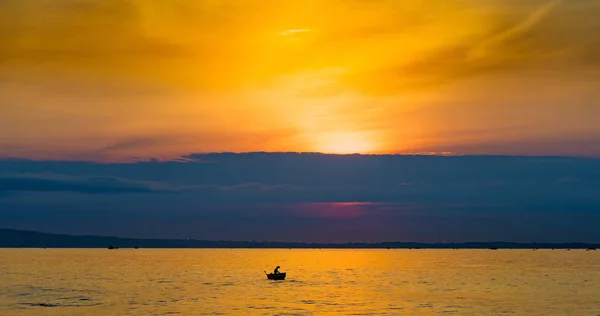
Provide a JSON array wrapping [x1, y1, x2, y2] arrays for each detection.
[[273, 266, 281, 274]]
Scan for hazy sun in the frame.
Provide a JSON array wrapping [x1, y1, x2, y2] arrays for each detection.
[[315, 132, 376, 154]]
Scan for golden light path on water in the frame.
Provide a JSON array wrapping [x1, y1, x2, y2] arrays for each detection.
[[1, 249, 599, 315]]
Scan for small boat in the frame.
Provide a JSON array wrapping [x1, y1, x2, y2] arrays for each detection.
[[265, 272, 286, 280]]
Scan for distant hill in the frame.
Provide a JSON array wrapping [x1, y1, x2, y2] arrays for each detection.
[[1, 229, 598, 249]]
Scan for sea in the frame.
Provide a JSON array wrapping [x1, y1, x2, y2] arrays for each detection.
[[0, 249, 599, 315]]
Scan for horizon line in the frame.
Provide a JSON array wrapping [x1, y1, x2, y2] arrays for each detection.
[[2, 228, 599, 247]]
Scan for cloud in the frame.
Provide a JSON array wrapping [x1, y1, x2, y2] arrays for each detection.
[[0, 173, 177, 194], [1, 153, 599, 242], [467, 0, 562, 61], [416, 135, 600, 158], [337, 0, 600, 95], [1, 153, 599, 205], [3, 0, 599, 91]]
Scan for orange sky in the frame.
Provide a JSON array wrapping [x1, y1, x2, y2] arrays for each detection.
[[1, 0, 599, 161]]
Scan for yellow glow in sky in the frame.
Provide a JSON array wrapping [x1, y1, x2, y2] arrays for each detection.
[[1, 0, 599, 160], [315, 132, 377, 154]]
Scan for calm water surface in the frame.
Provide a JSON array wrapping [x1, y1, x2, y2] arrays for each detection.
[[1, 249, 599, 315]]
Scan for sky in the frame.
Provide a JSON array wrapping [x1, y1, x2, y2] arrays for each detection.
[[1, 0, 599, 242], [2, 0, 600, 160]]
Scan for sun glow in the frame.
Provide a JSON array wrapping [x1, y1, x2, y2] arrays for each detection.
[[315, 132, 377, 154], [279, 29, 310, 36]]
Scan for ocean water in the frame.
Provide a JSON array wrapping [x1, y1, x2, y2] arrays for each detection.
[[0, 249, 599, 315]]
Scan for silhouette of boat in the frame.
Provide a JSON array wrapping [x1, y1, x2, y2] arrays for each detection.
[[265, 272, 286, 280], [489, 247, 498, 250], [108, 244, 118, 250]]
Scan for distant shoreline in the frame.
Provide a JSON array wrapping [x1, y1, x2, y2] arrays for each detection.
[[1, 229, 598, 250]]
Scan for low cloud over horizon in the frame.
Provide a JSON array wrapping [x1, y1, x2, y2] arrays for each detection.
[[2, 153, 599, 243]]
